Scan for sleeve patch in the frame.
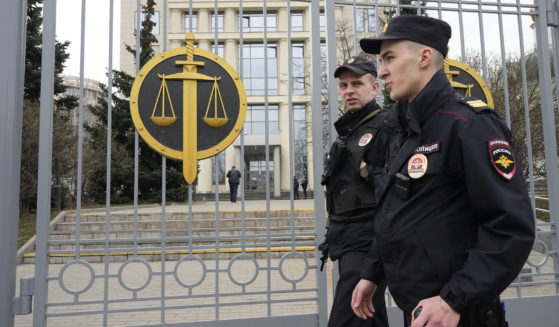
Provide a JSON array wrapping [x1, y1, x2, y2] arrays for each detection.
[[488, 139, 516, 180]]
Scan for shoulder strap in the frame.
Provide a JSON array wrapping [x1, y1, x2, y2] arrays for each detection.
[[347, 109, 382, 136]]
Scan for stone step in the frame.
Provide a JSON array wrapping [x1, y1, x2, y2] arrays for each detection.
[[63, 210, 315, 222]]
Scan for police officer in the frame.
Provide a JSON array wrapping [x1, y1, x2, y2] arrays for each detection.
[[322, 56, 389, 327], [350, 15, 535, 327]]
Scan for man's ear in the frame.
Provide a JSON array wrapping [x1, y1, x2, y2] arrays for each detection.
[[418, 47, 433, 69]]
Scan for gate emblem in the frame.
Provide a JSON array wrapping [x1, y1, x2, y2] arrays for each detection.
[[130, 33, 247, 184], [445, 58, 494, 108]]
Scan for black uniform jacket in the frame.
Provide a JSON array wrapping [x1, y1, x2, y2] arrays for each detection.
[[361, 70, 535, 314], [325, 100, 386, 260]]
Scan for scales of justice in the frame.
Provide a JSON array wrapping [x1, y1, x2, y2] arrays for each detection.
[[149, 33, 230, 184]]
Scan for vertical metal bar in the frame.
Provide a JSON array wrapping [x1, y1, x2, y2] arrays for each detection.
[[239, 0, 247, 250], [211, 0, 221, 321], [352, 0, 358, 56], [535, 0, 559, 294], [310, 1, 328, 325], [326, 0, 338, 148], [103, 0, 115, 325], [516, 0, 536, 218], [497, 0, 512, 128], [263, 0, 272, 316], [0, 0, 26, 325], [477, 1, 488, 79], [133, 0, 141, 258], [33, 1, 57, 325], [458, 0, 466, 60], [160, 0, 168, 323], [74, 0, 87, 263], [287, 0, 296, 234]]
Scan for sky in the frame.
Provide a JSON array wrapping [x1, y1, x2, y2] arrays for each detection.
[[56, 0, 121, 83], [56, 0, 537, 83]]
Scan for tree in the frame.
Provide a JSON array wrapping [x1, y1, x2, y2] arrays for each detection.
[[20, 0, 78, 212], [85, 0, 190, 204]]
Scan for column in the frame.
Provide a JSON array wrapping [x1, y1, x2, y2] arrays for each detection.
[[273, 145, 281, 198], [198, 8, 210, 32], [197, 157, 213, 194], [277, 38, 289, 96]]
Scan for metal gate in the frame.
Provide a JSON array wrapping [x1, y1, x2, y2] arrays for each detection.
[[2, 0, 559, 326]]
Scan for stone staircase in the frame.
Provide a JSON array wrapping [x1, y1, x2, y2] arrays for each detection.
[[20, 209, 318, 264]]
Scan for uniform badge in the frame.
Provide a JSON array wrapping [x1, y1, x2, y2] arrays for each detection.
[[359, 133, 373, 146], [489, 139, 516, 180], [408, 154, 428, 179]]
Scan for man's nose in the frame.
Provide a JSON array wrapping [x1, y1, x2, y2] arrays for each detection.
[[378, 65, 388, 79]]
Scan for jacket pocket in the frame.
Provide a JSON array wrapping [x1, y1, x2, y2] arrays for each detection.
[[333, 182, 376, 216]]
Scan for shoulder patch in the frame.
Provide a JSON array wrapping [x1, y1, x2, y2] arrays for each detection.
[[488, 139, 516, 180]]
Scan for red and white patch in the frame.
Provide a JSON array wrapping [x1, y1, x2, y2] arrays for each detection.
[[359, 133, 373, 146], [488, 139, 516, 180], [408, 154, 428, 179]]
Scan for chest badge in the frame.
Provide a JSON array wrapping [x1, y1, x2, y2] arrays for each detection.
[[408, 154, 428, 179], [489, 139, 516, 180], [359, 133, 373, 146]]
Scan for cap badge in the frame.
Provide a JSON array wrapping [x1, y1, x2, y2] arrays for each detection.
[[382, 23, 388, 34], [359, 133, 373, 146], [407, 154, 428, 179], [488, 139, 516, 180], [347, 58, 355, 64]]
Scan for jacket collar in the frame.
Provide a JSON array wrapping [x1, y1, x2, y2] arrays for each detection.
[[334, 100, 381, 136], [397, 69, 455, 133]]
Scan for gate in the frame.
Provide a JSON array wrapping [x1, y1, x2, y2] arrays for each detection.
[[2, 0, 559, 326]]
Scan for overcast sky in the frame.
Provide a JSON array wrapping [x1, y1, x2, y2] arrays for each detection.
[[56, 0, 121, 83], [56, 1, 536, 83]]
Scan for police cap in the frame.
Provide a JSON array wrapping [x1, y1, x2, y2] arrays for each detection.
[[360, 15, 451, 56], [334, 56, 377, 78]]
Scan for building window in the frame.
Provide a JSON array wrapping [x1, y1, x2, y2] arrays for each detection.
[[241, 43, 278, 96], [356, 9, 376, 33], [294, 104, 307, 178], [134, 11, 160, 35], [244, 104, 279, 135], [291, 11, 304, 31], [292, 42, 305, 94], [241, 12, 277, 32], [211, 42, 224, 57], [211, 12, 224, 32], [185, 13, 197, 32], [320, 10, 326, 31]]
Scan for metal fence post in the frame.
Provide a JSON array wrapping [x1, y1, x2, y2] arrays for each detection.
[[0, 0, 27, 326], [535, 0, 559, 294]]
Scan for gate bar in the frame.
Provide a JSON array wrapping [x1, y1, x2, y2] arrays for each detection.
[[310, 1, 328, 326], [33, 0, 57, 326], [535, 0, 559, 294], [0, 0, 26, 325]]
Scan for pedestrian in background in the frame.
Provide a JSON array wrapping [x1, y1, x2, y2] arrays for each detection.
[[226, 166, 241, 203], [293, 176, 300, 200]]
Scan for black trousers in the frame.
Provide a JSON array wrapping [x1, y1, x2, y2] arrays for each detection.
[[328, 251, 389, 327]]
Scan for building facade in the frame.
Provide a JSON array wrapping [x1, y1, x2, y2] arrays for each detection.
[[120, 0, 381, 196]]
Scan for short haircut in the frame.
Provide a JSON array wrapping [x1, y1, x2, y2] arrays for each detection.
[[406, 41, 445, 69]]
